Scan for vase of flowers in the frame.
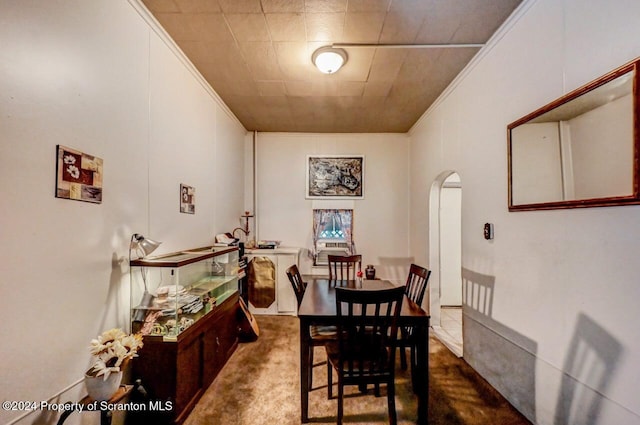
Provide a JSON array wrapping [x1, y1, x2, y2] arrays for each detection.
[[85, 328, 143, 401]]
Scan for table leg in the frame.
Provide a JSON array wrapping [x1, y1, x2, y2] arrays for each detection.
[[414, 323, 429, 424], [56, 405, 76, 425], [100, 409, 113, 425], [300, 318, 310, 423]]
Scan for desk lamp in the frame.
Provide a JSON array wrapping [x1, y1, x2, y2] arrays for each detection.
[[130, 233, 161, 317]]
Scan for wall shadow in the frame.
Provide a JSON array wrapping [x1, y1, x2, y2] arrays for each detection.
[[377, 256, 415, 284], [553, 313, 622, 425], [461, 267, 538, 423], [462, 267, 495, 318]]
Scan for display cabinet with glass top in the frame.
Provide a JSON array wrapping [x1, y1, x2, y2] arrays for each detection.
[[130, 246, 239, 340], [130, 246, 240, 424]]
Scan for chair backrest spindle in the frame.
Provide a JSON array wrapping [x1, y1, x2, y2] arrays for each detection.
[[328, 254, 362, 281]]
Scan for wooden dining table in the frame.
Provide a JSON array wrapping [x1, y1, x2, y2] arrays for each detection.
[[298, 277, 431, 424]]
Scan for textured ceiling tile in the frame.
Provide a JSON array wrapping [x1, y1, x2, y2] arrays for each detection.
[[222, 95, 260, 121], [209, 80, 235, 98], [173, 0, 221, 13], [362, 48, 405, 82], [414, 2, 461, 44], [358, 97, 387, 122], [236, 113, 260, 130], [142, 0, 180, 13], [338, 81, 365, 96], [191, 41, 238, 63], [261, 95, 291, 110], [265, 13, 306, 41], [232, 80, 260, 96], [395, 50, 441, 83], [386, 82, 438, 127], [286, 97, 315, 119], [226, 13, 271, 41], [363, 81, 392, 97], [177, 40, 212, 65], [263, 102, 296, 128], [217, 0, 262, 13], [310, 80, 340, 96], [334, 48, 374, 81], [305, 12, 345, 42], [153, 13, 200, 40], [144, 0, 523, 132], [379, 10, 426, 43], [238, 42, 283, 80], [256, 81, 287, 96], [432, 47, 479, 80], [190, 14, 235, 42], [198, 61, 229, 82], [387, 0, 432, 14], [343, 12, 386, 43], [347, 0, 391, 12], [274, 42, 314, 80], [381, 96, 424, 131], [285, 81, 314, 96], [304, 0, 347, 13], [197, 43, 254, 81], [262, 0, 305, 13], [450, 0, 522, 43]]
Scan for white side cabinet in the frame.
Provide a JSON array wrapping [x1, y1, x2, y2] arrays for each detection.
[[245, 248, 299, 315]]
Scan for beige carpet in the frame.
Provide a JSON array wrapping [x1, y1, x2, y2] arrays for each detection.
[[184, 315, 530, 425]]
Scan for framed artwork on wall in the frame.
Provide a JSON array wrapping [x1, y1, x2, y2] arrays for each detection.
[[180, 184, 195, 214], [306, 155, 364, 199], [55, 145, 103, 204]]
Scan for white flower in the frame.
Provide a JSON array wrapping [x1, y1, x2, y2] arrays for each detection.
[[63, 154, 76, 164], [120, 334, 143, 359], [66, 165, 80, 179], [88, 329, 143, 380]]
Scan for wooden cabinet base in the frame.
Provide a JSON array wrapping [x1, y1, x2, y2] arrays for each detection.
[[131, 293, 239, 425]]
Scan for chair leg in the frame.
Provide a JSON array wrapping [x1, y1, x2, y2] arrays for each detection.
[[337, 378, 344, 425], [400, 344, 408, 370], [309, 346, 314, 389], [387, 380, 397, 425], [410, 343, 418, 392], [327, 361, 333, 399]]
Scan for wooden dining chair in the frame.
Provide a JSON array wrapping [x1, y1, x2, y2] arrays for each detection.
[[325, 286, 405, 425], [328, 254, 362, 281], [285, 264, 306, 307], [398, 263, 431, 371], [285, 264, 336, 390]]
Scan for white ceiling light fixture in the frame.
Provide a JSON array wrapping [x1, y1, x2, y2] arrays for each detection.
[[312, 46, 348, 74]]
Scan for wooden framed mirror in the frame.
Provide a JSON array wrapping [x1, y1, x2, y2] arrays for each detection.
[[507, 58, 639, 211]]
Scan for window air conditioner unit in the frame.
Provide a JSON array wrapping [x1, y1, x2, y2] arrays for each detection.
[[314, 241, 350, 265]]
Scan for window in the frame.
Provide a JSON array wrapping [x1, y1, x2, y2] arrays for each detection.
[[319, 214, 346, 239], [312, 209, 354, 265]]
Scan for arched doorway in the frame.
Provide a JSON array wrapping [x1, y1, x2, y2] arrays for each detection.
[[429, 171, 463, 356]]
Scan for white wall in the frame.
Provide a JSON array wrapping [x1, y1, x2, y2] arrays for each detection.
[[409, 0, 640, 424], [254, 133, 411, 283], [0, 2, 246, 424]]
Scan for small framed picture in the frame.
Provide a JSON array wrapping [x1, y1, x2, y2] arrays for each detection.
[[55, 145, 103, 204], [180, 184, 195, 214]]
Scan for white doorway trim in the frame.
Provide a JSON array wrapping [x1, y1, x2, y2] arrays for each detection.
[[429, 170, 463, 357]]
